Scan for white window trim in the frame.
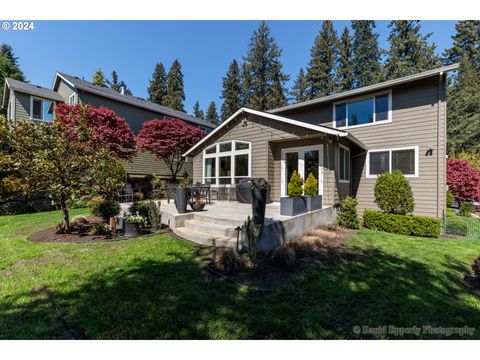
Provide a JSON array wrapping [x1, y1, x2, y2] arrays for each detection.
[[68, 93, 78, 106], [202, 140, 252, 186], [339, 143, 351, 183], [333, 90, 392, 129], [366, 146, 419, 178], [30, 96, 55, 122]]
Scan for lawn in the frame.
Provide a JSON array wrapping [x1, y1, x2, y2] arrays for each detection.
[[1, 210, 480, 339]]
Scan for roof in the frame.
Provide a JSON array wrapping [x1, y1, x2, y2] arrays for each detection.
[[3, 78, 65, 106], [183, 107, 367, 157], [270, 64, 460, 114], [54, 72, 215, 129]]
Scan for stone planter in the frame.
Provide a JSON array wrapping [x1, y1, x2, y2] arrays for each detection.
[[305, 195, 323, 212], [124, 221, 141, 237], [280, 196, 307, 216], [175, 188, 189, 214], [251, 188, 267, 225]]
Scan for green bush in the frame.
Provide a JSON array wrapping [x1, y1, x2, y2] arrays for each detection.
[[445, 216, 468, 236], [337, 196, 360, 229], [446, 191, 454, 208], [287, 170, 303, 198], [134, 192, 144, 201], [90, 199, 120, 222], [363, 209, 441, 238], [129, 201, 161, 230], [460, 201, 474, 216], [303, 173, 318, 196], [374, 170, 415, 215], [446, 208, 457, 217], [68, 198, 88, 209]]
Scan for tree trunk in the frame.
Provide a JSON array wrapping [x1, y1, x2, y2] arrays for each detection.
[[60, 196, 70, 232]]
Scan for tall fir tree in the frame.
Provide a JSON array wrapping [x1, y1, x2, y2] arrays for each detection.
[[164, 59, 185, 112], [240, 62, 253, 107], [108, 70, 132, 95], [92, 68, 107, 87], [290, 68, 309, 103], [337, 27, 354, 91], [205, 101, 219, 126], [306, 20, 339, 99], [0, 44, 25, 104], [384, 21, 440, 80], [147, 62, 168, 105], [443, 21, 480, 67], [220, 59, 242, 121], [242, 21, 289, 110], [351, 20, 383, 88], [192, 101, 204, 119]]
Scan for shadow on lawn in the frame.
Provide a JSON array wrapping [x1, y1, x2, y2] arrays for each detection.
[[1, 246, 480, 339]]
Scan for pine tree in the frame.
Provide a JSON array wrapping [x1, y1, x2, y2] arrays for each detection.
[[384, 21, 440, 80], [220, 59, 242, 121], [205, 101, 219, 126], [240, 62, 253, 107], [148, 62, 168, 105], [243, 21, 289, 110], [351, 20, 383, 88], [107, 71, 132, 95], [0, 43, 25, 103], [337, 27, 354, 91], [164, 59, 185, 112], [192, 101, 204, 119], [92, 68, 107, 87], [290, 68, 309, 103], [306, 20, 339, 99], [444, 21, 480, 67]]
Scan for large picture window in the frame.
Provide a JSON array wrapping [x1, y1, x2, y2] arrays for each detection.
[[31, 97, 55, 122], [203, 140, 251, 185], [334, 92, 391, 129], [367, 147, 418, 178]]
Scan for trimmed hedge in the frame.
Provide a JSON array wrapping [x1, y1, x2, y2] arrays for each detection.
[[363, 210, 441, 238], [445, 216, 468, 236]]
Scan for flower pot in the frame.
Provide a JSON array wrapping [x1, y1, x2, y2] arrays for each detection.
[[280, 196, 307, 216], [190, 202, 206, 211], [251, 188, 267, 225], [305, 195, 323, 212], [124, 221, 141, 237], [175, 188, 188, 214]]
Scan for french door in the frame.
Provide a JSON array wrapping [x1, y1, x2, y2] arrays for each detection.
[[281, 145, 324, 197]]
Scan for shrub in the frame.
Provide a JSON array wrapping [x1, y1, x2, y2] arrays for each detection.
[[374, 170, 415, 215], [129, 201, 161, 230], [68, 198, 88, 209], [445, 216, 468, 236], [337, 196, 360, 229], [447, 159, 480, 201], [90, 199, 120, 222], [303, 172, 318, 196], [285, 240, 315, 258], [446, 191, 454, 208], [472, 256, 480, 277], [271, 246, 296, 269], [213, 247, 239, 274], [134, 192, 144, 201], [460, 201, 474, 216], [363, 209, 441, 238], [446, 208, 457, 217], [287, 170, 303, 198]]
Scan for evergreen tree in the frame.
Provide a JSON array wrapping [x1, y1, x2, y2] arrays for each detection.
[[306, 20, 339, 98], [164, 59, 185, 112], [192, 101, 204, 119], [337, 27, 354, 91], [290, 68, 309, 103], [108, 70, 132, 95], [242, 21, 289, 110], [240, 62, 253, 107], [351, 20, 383, 88], [147, 62, 168, 105], [0, 44, 25, 104], [220, 59, 242, 121], [384, 21, 440, 80], [443, 21, 480, 67], [205, 101, 219, 126], [92, 68, 107, 87]]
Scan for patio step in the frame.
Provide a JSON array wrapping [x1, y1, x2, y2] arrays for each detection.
[[192, 212, 245, 227], [184, 219, 239, 238], [174, 226, 237, 248]]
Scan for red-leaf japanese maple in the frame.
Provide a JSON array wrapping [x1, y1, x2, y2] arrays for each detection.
[[136, 119, 205, 181], [447, 159, 480, 201], [55, 103, 136, 160]]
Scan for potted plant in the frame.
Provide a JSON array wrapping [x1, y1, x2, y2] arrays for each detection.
[[175, 178, 189, 214], [303, 173, 322, 211], [251, 178, 269, 225], [123, 213, 147, 237], [280, 171, 307, 216], [190, 195, 206, 211]]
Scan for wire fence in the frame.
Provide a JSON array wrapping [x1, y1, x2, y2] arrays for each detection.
[[443, 209, 480, 241]]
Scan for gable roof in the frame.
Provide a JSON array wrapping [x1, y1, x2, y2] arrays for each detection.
[[183, 107, 367, 157], [53, 72, 215, 129], [270, 64, 460, 114], [2, 78, 64, 107]]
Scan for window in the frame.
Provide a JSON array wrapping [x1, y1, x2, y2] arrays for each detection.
[[31, 97, 55, 122], [68, 93, 78, 106], [339, 145, 350, 182], [203, 140, 250, 185], [367, 147, 418, 178], [334, 91, 391, 128], [32, 99, 42, 119]]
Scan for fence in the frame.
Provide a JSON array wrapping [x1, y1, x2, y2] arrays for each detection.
[[443, 209, 480, 240]]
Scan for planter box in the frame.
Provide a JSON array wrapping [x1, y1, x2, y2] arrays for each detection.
[[305, 195, 322, 212], [280, 197, 307, 216]]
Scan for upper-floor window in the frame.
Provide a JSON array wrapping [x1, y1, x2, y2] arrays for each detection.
[[31, 97, 55, 122], [334, 91, 391, 129], [367, 146, 418, 178], [68, 93, 78, 106]]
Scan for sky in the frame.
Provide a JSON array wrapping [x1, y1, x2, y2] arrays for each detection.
[[1, 20, 457, 115]]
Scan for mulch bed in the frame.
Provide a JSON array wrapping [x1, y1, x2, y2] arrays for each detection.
[[28, 227, 127, 243]]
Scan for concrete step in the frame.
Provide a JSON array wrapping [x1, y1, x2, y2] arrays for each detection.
[[174, 226, 237, 248], [184, 219, 239, 238], [192, 212, 245, 227]]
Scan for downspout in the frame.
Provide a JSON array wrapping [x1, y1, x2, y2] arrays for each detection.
[[437, 71, 443, 218]]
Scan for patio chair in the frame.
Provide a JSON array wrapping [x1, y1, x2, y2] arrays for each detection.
[[116, 184, 134, 203]]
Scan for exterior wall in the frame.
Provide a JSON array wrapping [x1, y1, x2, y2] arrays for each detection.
[[14, 92, 31, 122], [277, 76, 447, 218], [56, 80, 76, 101], [124, 150, 193, 179]]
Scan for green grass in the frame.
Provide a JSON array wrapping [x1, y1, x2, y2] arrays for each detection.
[[1, 210, 480, 339]]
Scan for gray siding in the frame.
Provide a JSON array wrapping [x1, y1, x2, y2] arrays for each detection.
[[124, 150, 193, 179], [56, 80, 76, 101], [14, 92, 30, 122]]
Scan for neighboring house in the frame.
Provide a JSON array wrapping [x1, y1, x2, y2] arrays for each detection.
[[1, 73, 215, 182], [185, 64, 459, 218]]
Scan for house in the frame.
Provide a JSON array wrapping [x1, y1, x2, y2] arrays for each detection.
[[2, 73, 216, 183], [184, 64, 459, 219]]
